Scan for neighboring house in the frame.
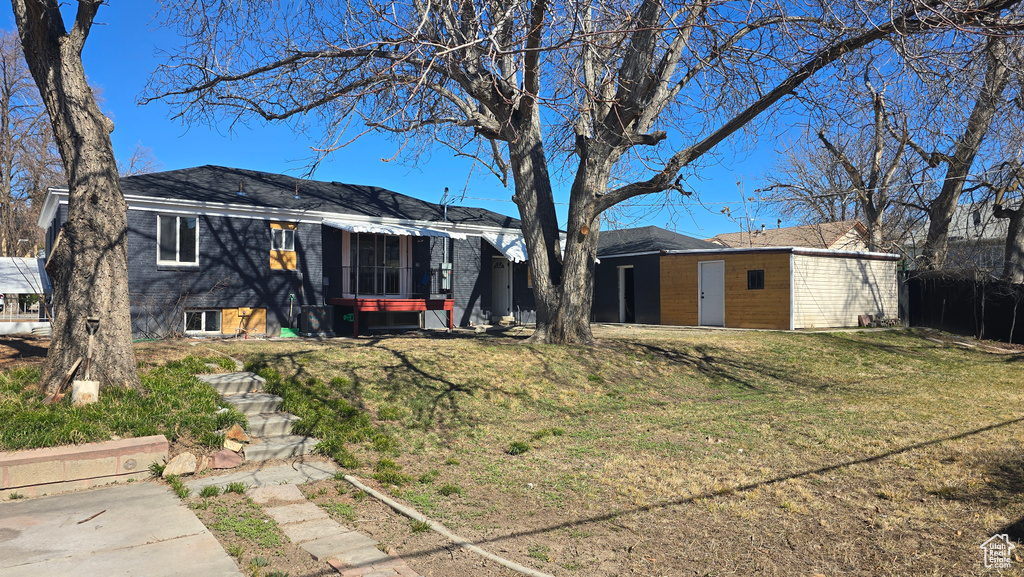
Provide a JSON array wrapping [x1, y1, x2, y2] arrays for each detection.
[[660, 247, 899, 329], [0, 257, 50, 335], [707, 220, 869, 252], [38, 165, 537, 337], [592, 226, 719, 324], [903, 201, 1008, 274]]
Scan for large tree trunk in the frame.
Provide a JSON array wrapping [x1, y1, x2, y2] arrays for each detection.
[[918, 37, 1010, 270], [0, 75, 14, 257], [13, 0, 139, 393], [506, 114, 606, 345], [995, 204, 1024, 284], [505, 115, 575, 343]]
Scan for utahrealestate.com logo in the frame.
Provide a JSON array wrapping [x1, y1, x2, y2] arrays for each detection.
[[980, 534, 1016, 570]]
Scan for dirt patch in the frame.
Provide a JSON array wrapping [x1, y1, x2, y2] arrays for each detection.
[[0, 335, 48, 368]]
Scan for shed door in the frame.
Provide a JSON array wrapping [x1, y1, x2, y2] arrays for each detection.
[[491, 257, 511, 319], [699, 260, 725, 326], [618, 266, 635, 323]]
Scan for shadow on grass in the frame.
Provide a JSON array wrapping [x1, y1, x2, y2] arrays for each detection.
[[389, 414, 1024, 562], [0, 336, 48, 364]]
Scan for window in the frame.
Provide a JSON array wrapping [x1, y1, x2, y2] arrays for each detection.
[[185, 310, 221, 333], [747, 269, 765, 290], [272, 228, 295, 251], [349, 233, 403, 295], [158, 215, 198, 264]]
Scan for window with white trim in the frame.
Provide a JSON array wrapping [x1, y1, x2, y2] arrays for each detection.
[[158, 215, 199, 264], [185, 310, 221, 333], [271, 228, 295, 251]]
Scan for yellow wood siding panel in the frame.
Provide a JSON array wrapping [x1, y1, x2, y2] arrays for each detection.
[[270, 249, 297, 270], [221, 307, 267, 334], [269, 221, 297, 270], [660, 252, 791, 329], [791, 254, 897, 328]]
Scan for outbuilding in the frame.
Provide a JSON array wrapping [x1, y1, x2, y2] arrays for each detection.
[[592, 226, 719, 324], [660, 247, 900, 330]]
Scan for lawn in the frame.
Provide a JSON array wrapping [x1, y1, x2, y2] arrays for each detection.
[[3, 327, 1022, 576], [0, 355, 247, 451], [172, 326, 1024, 577]]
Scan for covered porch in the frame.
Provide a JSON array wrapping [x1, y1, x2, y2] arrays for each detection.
[[326, 297, 454, 337]]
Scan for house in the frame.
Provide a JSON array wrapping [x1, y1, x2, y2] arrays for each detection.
[[707, 220, 870, 252], [38, 165, 536, 338], [592, 226, 719, 323], [0, 257, 50, 335], [660, 247, 899, 329], [904, 201, 1008, 274]]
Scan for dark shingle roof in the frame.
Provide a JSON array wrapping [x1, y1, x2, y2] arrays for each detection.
[[597, 226, 718, 256], [120, 165, 520, 229]]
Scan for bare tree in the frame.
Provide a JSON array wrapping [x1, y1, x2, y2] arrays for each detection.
[[147, 0, 1022, 343], [986, 160, 1024, 282], [764, 70, 920, 251], [814, 76, 914, 251], [12, 0, 140, 392], [906, 36, 1015, 269], [0, 29, 58, 257], [117, 142, 162, 177], [763, 136, 861, 226]]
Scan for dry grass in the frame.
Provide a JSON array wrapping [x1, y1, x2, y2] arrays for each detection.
[[139, 327, 1024, 576]]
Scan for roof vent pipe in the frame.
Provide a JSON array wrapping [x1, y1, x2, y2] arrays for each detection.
[[294, 182, 301, 200], [237, 181, 246, 196], [440, 186, 450, 221]]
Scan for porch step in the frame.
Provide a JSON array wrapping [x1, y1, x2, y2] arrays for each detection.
[[248, 413, 302, 437], [243, 435, 320, 462], [225, 393, 283, 416], [197, 372, 266, 396]]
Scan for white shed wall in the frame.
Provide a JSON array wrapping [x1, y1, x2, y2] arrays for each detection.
[[791, 254, 897, 329]]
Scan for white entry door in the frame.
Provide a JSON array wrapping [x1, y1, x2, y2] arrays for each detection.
[[699, 260, 725, 326], [492, 257, 511, 318]]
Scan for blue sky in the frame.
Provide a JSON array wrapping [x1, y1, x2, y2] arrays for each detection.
[[15, 2, 789, 239]]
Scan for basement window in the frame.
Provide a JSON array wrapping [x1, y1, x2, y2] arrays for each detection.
[[747, 269, 765, 290], [185, 310, 222, 333]]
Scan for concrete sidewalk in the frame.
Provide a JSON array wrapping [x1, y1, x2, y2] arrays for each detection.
[[0, 481, 241, 577]]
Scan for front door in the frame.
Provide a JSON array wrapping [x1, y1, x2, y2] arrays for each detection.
[[699, 260, 725, 326], [618, 266, 635, 323], [491, 257, 511, 320]]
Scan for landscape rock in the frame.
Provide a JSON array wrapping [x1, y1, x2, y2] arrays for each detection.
[[223, 439, 244, 452], [162, 452, 197, 477], [210, 449, 243, 469], [224, 423, 250, 443], [196, 455, 210, 473]]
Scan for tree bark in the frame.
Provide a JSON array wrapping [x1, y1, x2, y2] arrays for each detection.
[[12, 0, 139, 392], [995, 203, 1024, 284]]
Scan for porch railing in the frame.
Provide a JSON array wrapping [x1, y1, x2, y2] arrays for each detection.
[[0, 294, 49, 322], [334, 265, 452, 299]]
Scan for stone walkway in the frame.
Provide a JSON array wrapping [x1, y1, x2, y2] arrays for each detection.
[[195, 463, 423, 577], [184, 460, 338, 493], [252, 484, 422, 577]]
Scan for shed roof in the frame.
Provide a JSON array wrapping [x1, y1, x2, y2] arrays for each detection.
[[707, 220, 866, 249], [0, 258, 49, 294], [597, 226, 718, 256], [113, 165, 520, 229]]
